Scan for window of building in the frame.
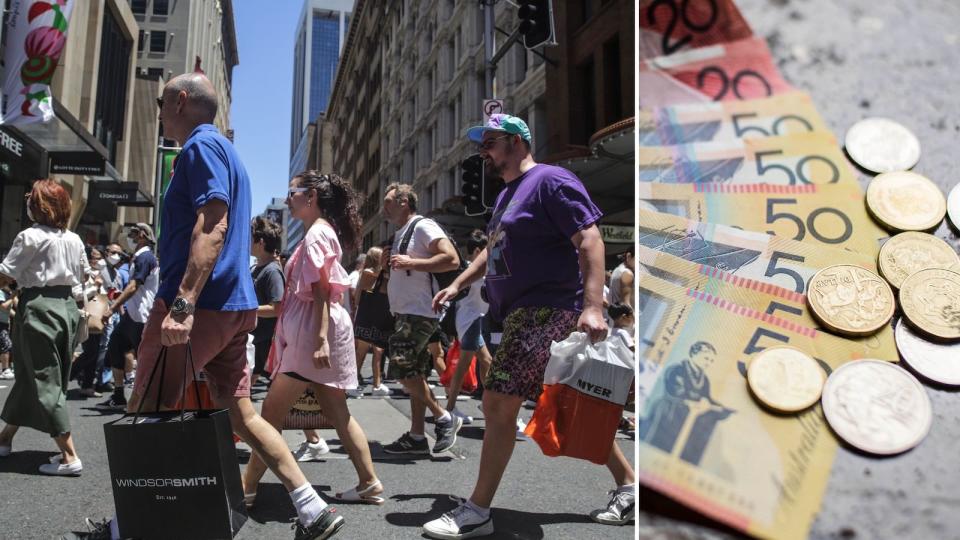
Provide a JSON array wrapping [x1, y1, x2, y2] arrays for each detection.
[[425, 183, 436, 212], [603, 37, 623, 126], [149, 30, 166, 53], [448, 167, 458, 198], [137, 29, 144, 52], [153, 0, 169, 15], [571, 59, 596, 145], [131, 0, 146, 14], [94, 8, 132, 164]]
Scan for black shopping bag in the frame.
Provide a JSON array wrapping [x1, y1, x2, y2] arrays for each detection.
[[104, 345, 247, 539], [354, 270, 394, 348]]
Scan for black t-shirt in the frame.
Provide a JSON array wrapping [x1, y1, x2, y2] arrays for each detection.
[[251, 260, 284, 343]]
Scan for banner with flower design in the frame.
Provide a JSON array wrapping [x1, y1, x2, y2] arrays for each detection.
[[1, 0, 74, 125]]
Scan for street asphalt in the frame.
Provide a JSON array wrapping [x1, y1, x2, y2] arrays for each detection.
[[639, 1, 960, 539], [0, 356, 636, 540]]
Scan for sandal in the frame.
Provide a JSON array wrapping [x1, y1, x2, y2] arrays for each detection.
[[334, 479, 385, 505]]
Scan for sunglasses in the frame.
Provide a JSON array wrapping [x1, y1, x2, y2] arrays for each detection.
[[477, 135, 511, 152], [288, 187, 309, 198], [156, 97, 164, 109]]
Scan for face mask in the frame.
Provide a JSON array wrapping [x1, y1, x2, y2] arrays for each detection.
[[126, 238, 138, 251], [106, 254, 121, 266], [96, 259, 107, 269], [26, 206, 34, 222]]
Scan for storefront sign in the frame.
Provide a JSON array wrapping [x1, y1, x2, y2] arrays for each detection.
[[600, 224, 634, 244], [1, 0, 75, 125], [0, 129, 24, 157], [50, 150, 105, 175]]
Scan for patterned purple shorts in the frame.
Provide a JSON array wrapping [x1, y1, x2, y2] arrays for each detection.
[[485, 307, 579, 401]]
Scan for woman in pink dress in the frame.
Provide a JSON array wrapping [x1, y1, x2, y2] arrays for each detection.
[[242, 172, 383, 505]]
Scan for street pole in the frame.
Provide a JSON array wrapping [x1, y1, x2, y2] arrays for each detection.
[[483, 0, 495, 101]]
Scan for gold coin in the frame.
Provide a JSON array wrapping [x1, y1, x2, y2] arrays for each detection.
[[877, 232, 960, 289], [866, 171, 946, 232], [747, 347, 825, 412], [806, 264, 895, 336], [899, 268, 960, 341]]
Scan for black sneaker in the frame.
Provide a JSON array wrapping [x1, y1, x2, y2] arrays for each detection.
[[293, 507, 345, 540], [382, 432, 430, 455], [433, 415, 463, 453], [94, 396, 127, 412], [60, 517, 112, 540]]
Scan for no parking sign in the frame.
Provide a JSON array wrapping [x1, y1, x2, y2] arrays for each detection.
[[483, 99, 504, 122]]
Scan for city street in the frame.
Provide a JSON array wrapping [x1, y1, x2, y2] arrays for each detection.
[[0, 359, 636, 540]]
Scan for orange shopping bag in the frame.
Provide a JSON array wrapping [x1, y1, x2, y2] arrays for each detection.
[[525, 332, 635, 464], [440, 340, 478, 393]]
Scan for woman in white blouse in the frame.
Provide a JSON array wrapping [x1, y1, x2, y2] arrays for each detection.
[[0, 179, 89, 476]]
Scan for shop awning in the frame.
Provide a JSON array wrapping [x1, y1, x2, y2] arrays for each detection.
[[551, 118, 634, 217], [5, 98, 109, 177]]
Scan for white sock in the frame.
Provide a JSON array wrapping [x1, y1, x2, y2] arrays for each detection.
[[436, 410, 452, 424], [409, 432, 426, 441], [465, 499, 490, 519], [289, 482, 327, 526], [110, 514, 120, 540], [617, 483, 635, 494]]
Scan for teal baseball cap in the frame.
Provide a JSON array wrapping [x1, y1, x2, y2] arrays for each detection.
[[466, 114, 532, 144]]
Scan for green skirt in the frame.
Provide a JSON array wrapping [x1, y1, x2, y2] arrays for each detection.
[[0, 286, 80, 436]]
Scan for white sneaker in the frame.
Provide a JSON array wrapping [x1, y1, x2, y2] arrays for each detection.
[[515, 417, 528, 440], [0, 368, 13, 380], [346, 386, 364, 399], [590, 487, 636, 525], [0, 444, 10, 457], [451, 407, 473, 425], [370, 385, 391, 397], [294, 439, 330, 462], [523, 399, 537, 409], [39, 458, 82, 476], [422, 502, 494, 539]]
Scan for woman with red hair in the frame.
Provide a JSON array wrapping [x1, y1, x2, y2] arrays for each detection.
[[0, 179, 90, 476]]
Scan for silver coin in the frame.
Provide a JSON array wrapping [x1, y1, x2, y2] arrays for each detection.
[[948, 183, 960, 231], [821, 359, 931, 455], [895, 318, 960, 386], [844, 117, 921, 173]]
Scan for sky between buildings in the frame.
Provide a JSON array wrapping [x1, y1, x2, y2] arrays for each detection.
[[231, 0, 302, 214]]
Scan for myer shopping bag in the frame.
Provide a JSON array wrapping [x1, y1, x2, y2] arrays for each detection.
[[524, 332, 635, 464], [104, 345, 247, 539]]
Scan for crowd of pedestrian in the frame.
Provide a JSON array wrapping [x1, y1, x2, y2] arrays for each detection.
[[0, 72, 634, 540]]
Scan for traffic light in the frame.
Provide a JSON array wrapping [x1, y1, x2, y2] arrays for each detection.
[[517, 0, 556, 50], [461, 154, 486, 216]]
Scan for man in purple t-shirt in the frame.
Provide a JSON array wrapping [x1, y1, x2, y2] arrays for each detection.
[[424, 114, 636, 539]]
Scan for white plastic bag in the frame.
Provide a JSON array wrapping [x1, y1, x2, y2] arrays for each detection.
[[544, 332, 635, 406]]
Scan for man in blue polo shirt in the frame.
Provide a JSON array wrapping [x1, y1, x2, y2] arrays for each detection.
[[104, 73, 344, 540]]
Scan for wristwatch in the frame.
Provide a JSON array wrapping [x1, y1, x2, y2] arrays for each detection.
[[171, 297, 196, 316]]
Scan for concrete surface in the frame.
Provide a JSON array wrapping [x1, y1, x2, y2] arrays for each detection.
[[639, 1, 960, 539], [0, 361, 635, 540]]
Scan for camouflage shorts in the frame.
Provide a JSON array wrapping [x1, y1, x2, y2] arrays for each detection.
[[387, 314, 439, 380]]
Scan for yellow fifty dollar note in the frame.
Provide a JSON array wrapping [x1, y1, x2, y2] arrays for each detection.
[[638, 182, 886, 257], [639, 132, 857, 185], [639, 91, 831, 146], [637, 209, 877, 294], [637, 245, 898, 360], [638, 274, 880, 540]]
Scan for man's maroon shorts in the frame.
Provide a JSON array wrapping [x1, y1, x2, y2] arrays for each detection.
[[130, 298, 256, 410]]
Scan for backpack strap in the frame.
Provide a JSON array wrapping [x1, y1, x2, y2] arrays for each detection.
[[398, 216, 425, 255]]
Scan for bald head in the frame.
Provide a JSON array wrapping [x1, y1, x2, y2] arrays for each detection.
[[166, 73, 218, 122]]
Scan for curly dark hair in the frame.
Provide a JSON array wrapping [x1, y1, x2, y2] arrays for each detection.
[[293, 171, 361, 252], [251, 216, 283, 255]]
